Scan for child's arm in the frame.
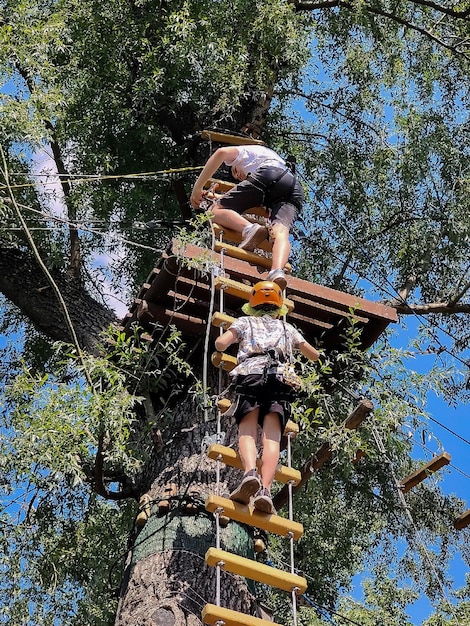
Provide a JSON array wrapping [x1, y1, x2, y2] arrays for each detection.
[[299, 341, 320, 362], [191, 147, 239, 207], [215, 328, 238, 352]]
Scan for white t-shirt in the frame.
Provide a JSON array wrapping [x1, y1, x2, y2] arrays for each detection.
[[224, 145, 285, 177]]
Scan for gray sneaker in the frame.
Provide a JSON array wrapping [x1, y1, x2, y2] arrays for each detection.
[[267, 268, 287, 290], [229, 469, 261, 505], [239, 223, 268, 251], [253, 487, 276, 515]]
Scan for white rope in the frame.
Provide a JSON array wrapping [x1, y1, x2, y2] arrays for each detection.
[[286, 430, 299, 626]]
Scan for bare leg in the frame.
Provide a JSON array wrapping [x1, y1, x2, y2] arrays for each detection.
[[229, 410, 261, 504], [260, 412, 281, 491], [238, 409, 259, 472], [270, 223, 290, 270], [211, 203, 251, 234]]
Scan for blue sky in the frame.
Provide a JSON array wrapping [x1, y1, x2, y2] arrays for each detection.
[[351, 312, 470, 624]]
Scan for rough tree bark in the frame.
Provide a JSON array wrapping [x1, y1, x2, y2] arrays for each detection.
[[0, 241, 261, 624]]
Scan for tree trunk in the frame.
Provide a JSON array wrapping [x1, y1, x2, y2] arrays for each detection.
[[0, 243, 263, 624], [115, 390, 259, 626], [0, 243, 117, 353]]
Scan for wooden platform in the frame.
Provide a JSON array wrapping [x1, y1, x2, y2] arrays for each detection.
[[121, 240, 397, 352]]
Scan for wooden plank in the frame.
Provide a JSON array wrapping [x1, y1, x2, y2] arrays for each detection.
[[211, 351, 238, 372], [454, 509, 470, 530], [400, 452, 451, 493], [211, 311, 235, 329], [213, 241, 291, 273], [207, 443, 301, 486], [286, 275, 398, 324], [273, 399, 373, 510], [205, 495, 304, 540], [217, 398, 232, 413], [212, 223, 272, 252], [205, 547, 307, 594], [284, 419, 299, 438], [201, 130, 265, 146], [213, 276, 294, 311], [202, 604, 282, 626]]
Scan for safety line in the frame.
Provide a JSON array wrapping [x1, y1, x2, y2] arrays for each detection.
[[0, 145, 94, 389], [0, 165, 204, 191]]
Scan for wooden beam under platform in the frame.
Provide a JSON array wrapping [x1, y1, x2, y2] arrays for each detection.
[[201, 130, 265, 146], [454, 509, 470, 530], [399, 452, 451, 493], [273, 398, 373, 511]]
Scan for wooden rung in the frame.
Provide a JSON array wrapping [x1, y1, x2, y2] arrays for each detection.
[[400, 452, 451, 493], [454, 509, 470, 530], [217, 398, 232, 413], [205, 547, 307, 594], [213, 223, 272, 253], [214, 276, 294, 311], [212, 311, 235, 329], [201, 130, 265, 146], [214, 241, 273, 270], [206, 495, 303, 540], [206, 178, 235, 193], [207, 443, 301, 486], [213, 241, 291, 274], [211, 351, 238, 372], [283, 420, 299, 438], [202, 603, 282, 626]]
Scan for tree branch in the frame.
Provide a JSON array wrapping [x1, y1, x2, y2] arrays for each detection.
[[291, 0, 470, 57], [391, 301, 470, 314]]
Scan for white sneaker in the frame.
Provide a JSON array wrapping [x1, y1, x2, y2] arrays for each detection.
[[239, 224, 268, 251], [267, 268, 287, 290]]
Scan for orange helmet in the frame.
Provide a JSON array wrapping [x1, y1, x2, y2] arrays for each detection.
[[249, 281, 283, 310]]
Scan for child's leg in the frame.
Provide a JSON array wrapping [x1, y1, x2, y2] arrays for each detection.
[[229, 409, 262, 504], [238, 409, 260, 472], [260, 411, 282, 491]]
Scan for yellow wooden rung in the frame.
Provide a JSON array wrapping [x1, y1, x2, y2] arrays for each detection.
[[214, 241, 274, 270], [206, 494, 303, 540], [399, 452, 451, 493], [206, 178, 235, 193], [207, 443, 301, 486], [214, 241, 292, 274], [202, 603, 282, 626], [283, 420, 299, 438], [212, 223, 272, 252], [217, 398, 232, 413], [211, 351, 238, 372], [201, 130, 265, 146], [214, 276, 294, 311], [205, 547, 307, 594], [211, 311, 235, 329]]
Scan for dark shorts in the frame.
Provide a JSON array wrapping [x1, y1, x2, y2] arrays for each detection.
[[233, 373, 293, 431], [219, 165, 303, 231]]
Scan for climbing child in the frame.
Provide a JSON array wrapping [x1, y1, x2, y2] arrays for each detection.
[[214, 280, 319, 514], [190, 145, 303, 290]]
